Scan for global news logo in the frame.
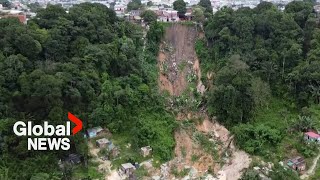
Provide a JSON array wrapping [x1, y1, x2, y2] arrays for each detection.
[[12, 112, 83, 151]]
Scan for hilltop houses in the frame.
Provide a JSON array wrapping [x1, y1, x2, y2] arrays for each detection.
[[158, 9, 178, 22], [0, 9, 27, 24], [114, 4, 126, 17], [141, 6, 179, 22]]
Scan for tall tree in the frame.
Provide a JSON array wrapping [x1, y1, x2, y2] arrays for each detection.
[[127, 0, 142, 11], [208, 56, 255, 126], [198, 0, 213, 17], [173, 0, 187, 16], [192, 6, 205, 23], [141, 10, 158, 23]]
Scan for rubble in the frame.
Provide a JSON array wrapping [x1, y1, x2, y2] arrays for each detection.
[[160, 163, 169, 178], [189, 167, 198, 178]]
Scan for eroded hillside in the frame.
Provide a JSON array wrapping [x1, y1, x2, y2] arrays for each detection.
[[158, 24, 251, 180]]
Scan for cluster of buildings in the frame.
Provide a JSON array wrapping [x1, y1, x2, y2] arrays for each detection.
[[0, 1, 37, 24], [118, 145, 152, 179], [252, 131, 320, 178], [0, 9, 27, 23], [125, 6, 180, 22], [55, 0, 320, 17], [284, 131, 320, 174], [85, 126, 153, 179], [2, 0, 320, 25]]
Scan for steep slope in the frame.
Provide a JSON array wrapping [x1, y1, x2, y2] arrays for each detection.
[[158, 24, 203, 96], [157, 24, 251, 179]]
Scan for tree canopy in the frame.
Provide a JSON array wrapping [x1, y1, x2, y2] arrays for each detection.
[[198, 0, 213, 17], [127, 0, 142, 11], [0, 3, 174, 179], [198, 1, 320, 168], [141, 10, 158, 23], [173, 0, 187, 16]]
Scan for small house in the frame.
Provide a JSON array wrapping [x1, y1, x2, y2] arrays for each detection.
[[129, 10, 142, 17], [86, 126, 104, 138], [304, 132, 320, 143], [96, 138, 110, 148], [158, 9, 179, 22], [120, 163, 136, 176], [114, 4, 126, 17], [287, 156, 306, 172], [128, 10, 143, 22], [140, 146, 152, 157]]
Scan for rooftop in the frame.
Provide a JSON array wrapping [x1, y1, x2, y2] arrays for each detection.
[[288, 156, 305, 166], [87, 126, 103, 134], [121, 163, 135, 169], [305, 132, 320, 139]]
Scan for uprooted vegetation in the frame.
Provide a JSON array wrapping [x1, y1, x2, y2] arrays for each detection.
[[156, 24, 251, 179]]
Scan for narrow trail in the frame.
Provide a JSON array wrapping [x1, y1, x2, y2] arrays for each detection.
[[157, 24, 251, 180], [300, 151, 320, 179]]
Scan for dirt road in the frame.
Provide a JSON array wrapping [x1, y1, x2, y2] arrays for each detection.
[[300, 152, 320, 179]]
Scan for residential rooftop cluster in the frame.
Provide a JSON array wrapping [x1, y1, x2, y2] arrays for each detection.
[[1, 0, 320, 27], [3, 0, 320, 23]]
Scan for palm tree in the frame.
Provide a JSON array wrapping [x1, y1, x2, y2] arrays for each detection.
[[293, 115, 316, 132]]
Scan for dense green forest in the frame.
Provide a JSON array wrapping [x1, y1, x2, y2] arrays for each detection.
[[0, 3, 174, 179], [1, 0, 320, 179], [195, 1, 320, 178]]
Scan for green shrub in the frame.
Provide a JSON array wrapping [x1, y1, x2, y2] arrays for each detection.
[[232, 124, 282, 155], [240, 169, 261, 180]]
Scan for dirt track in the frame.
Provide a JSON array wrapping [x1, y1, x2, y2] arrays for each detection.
[[300, 151, 320, 179]]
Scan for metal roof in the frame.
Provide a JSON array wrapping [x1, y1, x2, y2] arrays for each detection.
[[121, 163, 135, 169]]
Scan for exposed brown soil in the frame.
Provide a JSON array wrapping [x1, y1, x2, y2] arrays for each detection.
[[197, 116, 231, 146], [157, 24, 251, 179], [158, 24, 199, 96], [173, 128, 219, 173]]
